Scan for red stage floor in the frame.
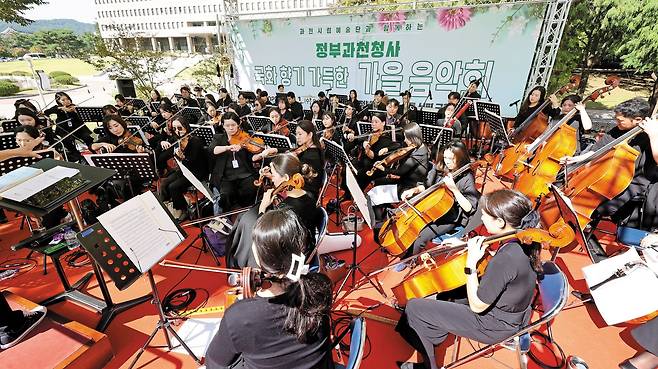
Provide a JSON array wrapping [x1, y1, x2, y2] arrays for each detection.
[[0, 171, 642, 369]]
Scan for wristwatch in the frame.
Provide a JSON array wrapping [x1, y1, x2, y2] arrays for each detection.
[[464, 267, 475, 275]]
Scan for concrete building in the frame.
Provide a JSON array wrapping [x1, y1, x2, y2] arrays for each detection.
[[94, 0, 336, 53]]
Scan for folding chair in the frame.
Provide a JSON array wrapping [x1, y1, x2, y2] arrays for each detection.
[[334, 317, 367, 369], [309, 207, 329, 273], [444, 261, 569, 369]]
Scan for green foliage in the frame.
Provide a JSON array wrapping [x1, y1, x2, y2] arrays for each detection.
[[48, 70, 69, 78], [0, 0, 45, 26], [189, 58, 221, 91], [607, 0, 658, 72], [52, 73, 79, 85], [10, 70, 29, 76], [0, 19, 95, 34], [0, 29, 96, 58], [0, 80, 19, 96]]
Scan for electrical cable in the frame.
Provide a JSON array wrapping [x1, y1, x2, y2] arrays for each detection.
[[527, 330, 567, 369]]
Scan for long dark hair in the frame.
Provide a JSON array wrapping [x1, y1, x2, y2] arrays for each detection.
[[252, 209, 332, 342], [270, 153, 317, 184], [295, 120, 322, 149], [480, 189, 542, 274], [102, 115, 128, 138], [434, 140, 470, 172], [519, 86, 546, 115]]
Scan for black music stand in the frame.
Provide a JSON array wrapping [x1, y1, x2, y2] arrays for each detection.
[[254, 133, 293, 152], [1, 119, 20, 133], [76, 107, 104, 123], [247, 116, 272, 132], [125, 116, 150, 127], [313, 119, 324, 131], [190, 124, 216, 146], [76, 192, 200, 369], [126, 98, 146, 110], [288, 121, 298, 134], [478, 105, 509, 147], [0, 151, 55, 175], [357, 122, 373, 136], [150, 101, 161, 112], [320, 138, 356, 227], [0, 133, 17, 150], [239, 90, 257, 101], [334, 107, 345, 118], [196, 98, 206, 108], [181, 107, 204, 124], [86, 153, 156, 197], [419, 108, 439, 126], [0, 159, 150, 331], [304, 109, 312, 119], [419, 124, 452, 147], [368, 109, 387, 117]]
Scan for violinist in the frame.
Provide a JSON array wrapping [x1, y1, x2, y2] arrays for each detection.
[[293, 120, 323, 198], [152, 103, 179, 173], [205, 94, 219, 109], [44, 91, 94, 162], [226, 153, 321, 268], [353, 112, 400, 189], [193, 85, 205, 98], [395, 141, 479, 270], [396, 189, 542, 369], [12, 98, 39, 119], [367, 122, 429, 224], [159, 116, 209, 221], [386, 98, 405, 141], [372, 90, 387, 111], [400, 90, 417, 123], [205, 101, 222, 128], [114, 94, 133, 116], [218, 87, 233, 107], [287, 92, 304, 121], [178, 86, 199, 108], [148, 89, 162, 114], [306, 101, 323, 121], [513, 86, 546, 129], [262, 107, 296, 148], [349, 89, 362, 112], [276, 97, 294, 122], [317, 91, 330, 112], [253, 98, 269, 117], [340, 102, 358, 135], [102, 105, 119, 117], [15, 108, 56, 147], [206, 209, 333, 369], [437, 92, 460, 119], [320, 111, 342, 146], [235, 92, 252, 118], [547, 94, 593, 153], [209, 111, 259, 213]]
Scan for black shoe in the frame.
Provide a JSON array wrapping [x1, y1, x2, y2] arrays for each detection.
[[0, 310, 46, 349], [619, 359, 639, 369], [396, 361, 425, 369], [572, 290, 593, 303]]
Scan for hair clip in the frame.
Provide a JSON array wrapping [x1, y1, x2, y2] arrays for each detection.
[[286, 252, 310, 282]]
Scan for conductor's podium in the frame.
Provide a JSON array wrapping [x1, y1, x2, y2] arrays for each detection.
[[0, 291, 114, 369]]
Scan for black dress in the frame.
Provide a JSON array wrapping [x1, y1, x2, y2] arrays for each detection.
[[297, 147, 324, 199], [354, 133, 400, 189], [226, 193, 320, 268], [205, 295, 333, 369], [44, 105, 94, 159], [208, 133, 259, 210], [160, 136, 209, 211], [397, 241, 537, 369]]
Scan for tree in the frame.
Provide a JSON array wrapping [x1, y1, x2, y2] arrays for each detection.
[[0, 0, 46, 26], [190, 57, 222, 92], [86, 31, 172, 98]]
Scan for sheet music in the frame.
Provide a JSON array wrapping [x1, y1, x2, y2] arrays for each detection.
[[176, 158, 214, 203], [97, 191, 183, 272], [0, 166, 43, 193], [367, 184, 399, 206], [0, 166, 78, 202], [344, 166, 373, 229], [583, 248, 658, 325]]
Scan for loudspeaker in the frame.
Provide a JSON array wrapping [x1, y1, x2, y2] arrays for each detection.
[[116, 78, 136, 98]]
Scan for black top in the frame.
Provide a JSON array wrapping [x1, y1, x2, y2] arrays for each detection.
[[176, 136, 209, 180], [376, 145, 429, 193], [297, 147, 324, 198], [465, 91, 481, 99], [589, 127, 658, 184], [425, 168, 479, 226], [281, 109, 294, 122], [182, 97, 200, 108], [208, 133, 257, 188], [318, 98, 330, 112], [235, 104, 252, 118], [205, 296, 333, 369], [43, 105, 93, 142], [218, 96, 233, 107], [437, 118, 463, 138], [290, 101, 305, 121], [477, 241, 537, 326], [96, 134, 140, 154]]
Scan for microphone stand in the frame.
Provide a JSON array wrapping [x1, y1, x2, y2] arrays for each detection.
[[478, 77, 493, 102]]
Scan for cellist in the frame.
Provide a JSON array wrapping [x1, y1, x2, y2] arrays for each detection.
[[395, 141, 479, 271], [396, 189, 542, 369], [547, 94, 593, 153]]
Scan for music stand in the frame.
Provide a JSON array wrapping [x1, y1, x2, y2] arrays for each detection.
[[190, 124, 216, 146], [0, 151, 55, 175], [313, 119, 324, 131], [239, 90, 257, 101], [321, 137, 356, 227], [287, 121, 298, 134], [479, 106, 510, 147], [126, 98, 146, 110], [368, 109, 387, 117], [196, 98, 206, 108], [334, 107, 345, 118], [253, 133, 293, 152], [419, 108, 439, 126], [247, 116, 273, 132], [357, 122, 373, 136], [76, 106, 104, 123], [86, 153, 156, 197], [150, 101, 161, 112], [419, 124, 452, 147], [304, 109, 312, 119], [0, 132, 17, 150], [1, 119, 20, 133], [77, 191, 200, 369], [181, 107, 204, 125], [125, 115, 150, 127], [549, 184, 588, 261], [332, 94, 349, 104]]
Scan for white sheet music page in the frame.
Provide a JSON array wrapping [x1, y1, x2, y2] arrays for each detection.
[[97, 191, 184, 273], [583, 247, 658, 325], [0, 166, 78, 202], [176, 158, 214, 202]]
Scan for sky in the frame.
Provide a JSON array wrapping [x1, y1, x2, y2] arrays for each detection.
[[23, 0, 97, 24]]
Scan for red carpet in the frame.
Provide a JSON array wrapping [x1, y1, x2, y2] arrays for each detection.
[[0, 168, 642, 369]]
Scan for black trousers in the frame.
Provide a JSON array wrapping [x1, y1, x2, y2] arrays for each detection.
[[219, 176, 258, 211], [0, 294, 24, 330], [160, 170, 191, 211]]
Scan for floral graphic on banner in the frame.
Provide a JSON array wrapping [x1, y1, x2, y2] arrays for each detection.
[[436, 7, 472, 31], [376, 11, 407, 33]]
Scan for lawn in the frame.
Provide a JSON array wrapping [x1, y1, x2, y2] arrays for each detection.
[[584, 74, 651, 110], [0, 58, 99, 77]]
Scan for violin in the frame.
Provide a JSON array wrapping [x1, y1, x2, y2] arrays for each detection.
[[292, 141, 312, 156], [366, 145, 416, 176], [269, 118, 290, 136], [229, 130, 266, 154], [268, 173, 305, 208], [118, 134, 147, 153], [389, 228, 564, 306]]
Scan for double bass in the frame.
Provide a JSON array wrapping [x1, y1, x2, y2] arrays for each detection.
[[493, 76, 581, 180]]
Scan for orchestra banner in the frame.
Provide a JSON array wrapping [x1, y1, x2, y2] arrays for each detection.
[[233, 3, 547, 116]]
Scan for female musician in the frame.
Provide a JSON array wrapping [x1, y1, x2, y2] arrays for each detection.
[[560, 98, 657, 222], [205, 94, 219, 109], [206, 101, 222, 127], [396, 141, 479, 270], [206, 209, 333, 369], [159, 116, 209, 220], [209, 111, 259, 213], [293, 120, 323, 198], [178, 86, 199, 108], [148, 90, 164, 125], [218, 88, 233, 107], [253, 98, 269, 117], [396, 189, 542, 369], [320, 111, 342, 146], [368, 122, 429, 224], [436, 103, 462, 138], [114, 94, 133, 116], [265, 107, 296, 146], [226, 153, 320, 268], [15, 108, 57, 146], [306, 101, 323, 121], [43, 91, 94, 161], [277, 98, 294, 122], [352, 112, 400, 189], [513, 86, 546, 129], [547, 94, 593, 153], [235, 92, 252, 118], [102, 105, 119, 117], [349, 89, 362, 112]]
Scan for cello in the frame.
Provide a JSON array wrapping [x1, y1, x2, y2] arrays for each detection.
[[514, 76, 621, 201], [492, 76, 581, 180], [389, 228, 565, 306]]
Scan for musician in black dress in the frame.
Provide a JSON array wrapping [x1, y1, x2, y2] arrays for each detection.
[[373, 89, 387, 111], [287, 92, 305, 121], [114, 94, 133, 116], [179, 86, 200, 108], [513, 86, 546, 129], [396, 189, 542, 369], [15, 108, 57, 147], [277, 98, 294, 122], [207, 209, 333, 369], [209, 111, 259, 213], [235, 92, 252, 118], [294, 120, 323, 198], [218, 88, 233, 107], [306, 101, 323, 121], [226, 154, 321, 268], [159, 115, 209, 220], [319, 111, 342, 146], [317, 91, 330, 112], [44, 91, 94, 161], [396, 141, 479, 270], [352, 112, 401, 189], [386, 98, 405, 141], [349, 89, 362, 112], [547, 94, 593, 153]]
